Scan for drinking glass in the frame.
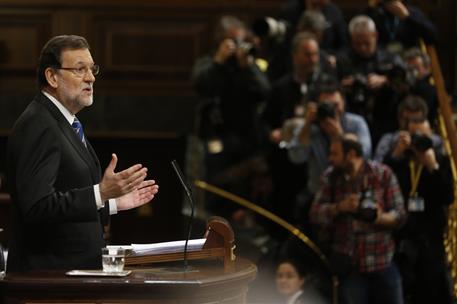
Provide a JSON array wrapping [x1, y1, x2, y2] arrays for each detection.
[[102, 247, 125, 273]]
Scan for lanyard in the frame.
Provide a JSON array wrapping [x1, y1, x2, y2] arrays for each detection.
[[409, 160, 423, 197]]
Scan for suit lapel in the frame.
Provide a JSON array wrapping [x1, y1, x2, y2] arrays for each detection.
[[86, 140, 102, 181], [36, 93, 101, 183]]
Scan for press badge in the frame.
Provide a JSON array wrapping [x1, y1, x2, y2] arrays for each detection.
[[408, 196, 425, 212]]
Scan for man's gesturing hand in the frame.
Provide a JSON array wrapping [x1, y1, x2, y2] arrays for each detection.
[[116, 180, 159, 211], [99, 153, 148, 202]]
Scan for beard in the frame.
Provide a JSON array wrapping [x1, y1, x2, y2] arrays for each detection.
[[331, 164, 345, 176], [331, 159, 352, 177], [60, 86, 93, 114]]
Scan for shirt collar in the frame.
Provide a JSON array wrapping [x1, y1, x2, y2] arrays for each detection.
[[42, 91, 75, 125], [287, 290, 303, 304]]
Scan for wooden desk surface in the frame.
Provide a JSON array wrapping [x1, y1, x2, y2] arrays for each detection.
[[0, 258, 257, 304]]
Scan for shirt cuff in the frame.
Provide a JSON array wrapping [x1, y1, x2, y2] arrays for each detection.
[[93, 184, 104, 209], [109, 199, 118, 215]]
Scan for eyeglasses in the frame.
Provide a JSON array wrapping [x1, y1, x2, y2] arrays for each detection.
[[57, 64, 100, 77]]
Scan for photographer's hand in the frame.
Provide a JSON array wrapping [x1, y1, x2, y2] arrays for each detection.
[[415, 148, 439, 172], [235, 46, 253, 68], [341, 76, 354, 88], [269, 128, 282, 144], [384, 1, 410, 19], [374, 206, 400, 229], [321, 117, 343, 138], [214, 39, 236, 64], [298, 102, 317, 145], [305, 102, 317, 123], [337, 194, 360, 214], [392, 131, 411, 159], [368, 0, 382, 7], [367, 73, 387, 89]]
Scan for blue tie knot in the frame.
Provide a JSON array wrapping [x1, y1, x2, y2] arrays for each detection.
[[72, 118, 86, 147]]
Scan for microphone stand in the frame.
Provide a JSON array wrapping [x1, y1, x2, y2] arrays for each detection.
[[171, 160, 195, 270]]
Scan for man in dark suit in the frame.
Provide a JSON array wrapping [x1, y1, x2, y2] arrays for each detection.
[[6, 35, 159, 272]]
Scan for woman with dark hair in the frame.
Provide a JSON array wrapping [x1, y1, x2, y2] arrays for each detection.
[[275, 258, 326, 304]]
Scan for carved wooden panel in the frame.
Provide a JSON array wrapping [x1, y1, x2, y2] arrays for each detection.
[[92, 13, 208, 83], [0, 12, 51, 72]]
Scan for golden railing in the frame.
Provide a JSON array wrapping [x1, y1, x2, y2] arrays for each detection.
[[426, 45, 457, 296], [194, 180, 340, 304]]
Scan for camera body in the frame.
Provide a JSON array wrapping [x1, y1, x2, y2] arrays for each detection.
[[233, 38, 256, 56], [357, 190, 378, 222], [411, 132, 433, 152], [317, 102, 337, 121], [351, 73, 369, 104], [384, 63, 418, 88]]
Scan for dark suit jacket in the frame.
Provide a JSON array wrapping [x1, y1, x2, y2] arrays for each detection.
[[6, 92, 108, 272]]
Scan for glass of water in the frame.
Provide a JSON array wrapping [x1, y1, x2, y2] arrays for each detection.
[[102, 247, 125, 273]]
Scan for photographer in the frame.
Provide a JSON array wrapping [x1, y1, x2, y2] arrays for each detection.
[[364, 0, 438, 53], [279, 0, 347, 52], [310, 135, 406, 304], [192, 15, 270, 218], [374, 95, 443, 163], [260, 0, 347, 82], [263, 32, 336, 148], [261, 32, 333, 226], [287, 84, 371, 226], [383, 118, 454, 304], [404, 47, 438, 126], [337, 15, 403, 145]]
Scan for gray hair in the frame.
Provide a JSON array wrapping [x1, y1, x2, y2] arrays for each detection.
[[213, 15, 246, 44], [297, 10, 328, 32], [348, 15, 376, 34]]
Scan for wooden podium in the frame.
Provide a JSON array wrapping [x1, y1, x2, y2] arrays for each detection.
[[125, 216, 236, 271], [0, 217, 257, 304], [0, 258, 257, 304]]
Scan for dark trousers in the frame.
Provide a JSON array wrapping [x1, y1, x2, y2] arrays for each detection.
[[340, 263, 404, 304], [395, 237, 454, 304]]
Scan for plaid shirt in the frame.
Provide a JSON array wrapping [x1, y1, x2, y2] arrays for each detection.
[[311, 161, 406, 273]]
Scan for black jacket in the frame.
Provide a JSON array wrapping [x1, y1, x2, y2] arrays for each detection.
[[7, 93, 108, 271]]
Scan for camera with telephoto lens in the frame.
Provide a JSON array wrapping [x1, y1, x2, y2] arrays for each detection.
[[411, 132, 433, 152], [251, 17, 290, 43], [357, 190, 377, 223], [316, 101, 336, 121], [233, 38, 257, 56]]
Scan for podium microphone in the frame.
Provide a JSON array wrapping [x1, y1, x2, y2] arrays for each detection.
[[171, 159, 195, 270]]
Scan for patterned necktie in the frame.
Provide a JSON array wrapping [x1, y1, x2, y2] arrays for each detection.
[[72, 117, 87, 147]]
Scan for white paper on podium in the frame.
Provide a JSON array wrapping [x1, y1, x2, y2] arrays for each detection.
[[108, 238, 206, 255]]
